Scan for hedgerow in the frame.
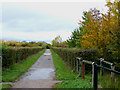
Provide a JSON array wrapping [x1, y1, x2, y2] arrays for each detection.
[[2, 46, 43, 68], [51, 47, 99, 72]]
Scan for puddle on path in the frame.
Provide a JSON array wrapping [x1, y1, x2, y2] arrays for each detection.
[[23, 68, 55, 80], [43, 53, 51, 56]]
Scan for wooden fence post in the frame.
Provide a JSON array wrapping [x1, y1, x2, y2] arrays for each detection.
[[92, 62, 94, 88], [100, 58, 104, 77], [75, 58, 76, 71], [78, 59, 79, 71], [82, 62, 85, 79], [77, 59, 79, 72], [92, 62, 98, 89], [111, 64, 115, 82], [78, 59, 81, 77], [76, 59, 78, 72]]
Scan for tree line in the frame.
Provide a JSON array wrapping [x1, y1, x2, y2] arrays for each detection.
[[52, 0, 120, 69]]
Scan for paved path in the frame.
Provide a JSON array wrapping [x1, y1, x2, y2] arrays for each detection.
[[12, 49, 60, 88]]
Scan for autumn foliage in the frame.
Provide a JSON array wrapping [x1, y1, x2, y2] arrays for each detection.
[[67, 0, 120, 69]]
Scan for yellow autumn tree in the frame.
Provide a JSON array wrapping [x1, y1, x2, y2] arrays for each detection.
[[78, 8, 101, 49], [79, 0, 119, 51], [78, 0, 119, 67]]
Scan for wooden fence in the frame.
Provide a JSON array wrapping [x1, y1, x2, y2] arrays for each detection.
[[75, 57, 120, 89]]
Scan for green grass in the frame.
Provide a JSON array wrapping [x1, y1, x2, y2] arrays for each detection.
[[82, 71, 120, 88], [0, 84, 11, 89], [51, 49, 92, 88], [74, 71, 120, 88], [37, 46, 42, 48], [2, 49, 46, 82], [98, 72, 120, 88], [51, 50, 76, 80], [54, 78, 92, 88], [51, 49, 120, 88]]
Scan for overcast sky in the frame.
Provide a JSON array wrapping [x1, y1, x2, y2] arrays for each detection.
[[1, 0, 107, 43]]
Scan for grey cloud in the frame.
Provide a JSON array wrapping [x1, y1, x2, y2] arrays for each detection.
[[2, 4, 77, 32]]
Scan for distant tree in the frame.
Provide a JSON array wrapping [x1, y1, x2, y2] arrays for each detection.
[[22, 40, 26, 43], [29, 41, 36, 44], [46, 44, 51, 49], [67, 28, 82, 48], [59, 41, 68, 47], [52, 35, 62, 47], [41, 42, 47, 48]]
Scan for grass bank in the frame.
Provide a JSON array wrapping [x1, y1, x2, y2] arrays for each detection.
[[0, 84, 11, 89], [51, 49, 92, 88], [98, 73, 120, 88], [82, 72, 120, 88], [2, 49, 46, 82]]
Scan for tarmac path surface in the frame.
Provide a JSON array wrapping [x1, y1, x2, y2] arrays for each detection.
[[12, 49, 60, 88]]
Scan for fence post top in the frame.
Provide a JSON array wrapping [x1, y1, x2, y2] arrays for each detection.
[[111, 63, 114, 66], [100, 58, 104, 61], [76, 57, 82, 60], [92, 62, 95, 65]]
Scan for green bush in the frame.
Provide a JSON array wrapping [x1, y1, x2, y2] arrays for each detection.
[[2, 47, 43, 68], [51, 47, 99, 72]]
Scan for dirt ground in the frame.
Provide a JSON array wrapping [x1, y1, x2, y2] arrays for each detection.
[[12, 49, 60, 88]]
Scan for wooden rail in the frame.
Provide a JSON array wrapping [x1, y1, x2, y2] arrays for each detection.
[[75, 57, 120, 89], [98, 58, 115, 82], [82, 60, 93, 64]]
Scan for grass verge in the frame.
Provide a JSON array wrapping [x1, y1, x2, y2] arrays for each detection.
[[98, 72, 120, 88], [0, 84, 11, 89], [2, 49, 46, 82], [82, 72, 120, 88], [51, 49, 92, 88]]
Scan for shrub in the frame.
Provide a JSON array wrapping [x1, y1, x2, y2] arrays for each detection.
[[51, 47, 99, 72], [2, 47, 43, 68]]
